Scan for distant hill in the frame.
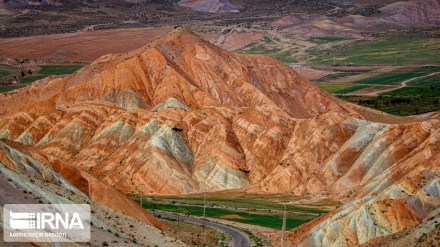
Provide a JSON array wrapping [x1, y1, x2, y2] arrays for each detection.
[[178, 0, 242, 13], [276, 0, 440, 36]]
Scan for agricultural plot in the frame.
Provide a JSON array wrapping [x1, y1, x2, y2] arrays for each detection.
[[317, 84, 368, 94], [309, 38, 440, 65], [384, 87, 440, 97], [239, 35, 353, 64], [353, 66, 440, 85], [0, 85, 26, 92], [239, 36, 299, 63], [149, 194, 330, 214], [408, 74, 440, 87], [140, 200, 315, 230], [0, 64, 19, 83], [19, 65, 82, 84], [0, 65, 82, 92]]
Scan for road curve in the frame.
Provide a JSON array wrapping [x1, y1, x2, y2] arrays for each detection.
[[150, 211, 251, 247]]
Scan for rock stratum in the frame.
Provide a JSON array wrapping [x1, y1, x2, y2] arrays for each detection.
[[0, 27, 439, 246]]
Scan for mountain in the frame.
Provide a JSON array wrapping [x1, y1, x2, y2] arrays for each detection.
[[381, 0, 440, 25], [0, 27, 376, 193], [0, 27, 439, 246], [177, 0, 242, 13], [276, 0, 440, 37]]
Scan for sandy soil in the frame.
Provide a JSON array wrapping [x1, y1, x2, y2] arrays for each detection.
[[218, 214, 246, 219], [0, 27, 264, 63], [0, 27, 174, 62], [293, 66, 331, 80]]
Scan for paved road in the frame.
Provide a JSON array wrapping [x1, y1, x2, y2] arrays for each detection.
[[150, 211, 251, 247]]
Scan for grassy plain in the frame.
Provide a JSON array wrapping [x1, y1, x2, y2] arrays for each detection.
[[384, 87, 440, 97], [317, 84, 368, 94], [0, 85, 26, 92], [0, 65, 82, 92], [309, 38, 440, 65], [353, 66, 440, 85], [0, 64, 19, 83], [22, 65, 82, 84], [134, 193, 332, 231], [239, 35, 353, 64], [408, 74, 440, 87]]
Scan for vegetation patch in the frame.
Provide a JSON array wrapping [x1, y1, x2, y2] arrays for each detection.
[[19, 65, 82, 84], [20, 75, 47, 84], [309, 38, 440, 65], [0, 64, 19, 83], [0, 84, 26, 92], [353, 66, 440, 85], [149, 194, 329, 214], [408, 74, 440, 87], [308, 37, 351, 44], [238, 37, 298, 63], [139, 200, 315, 230], [340, 95, 440, 116], [317, 84, 368, 94], [383, 87, 440, 97], [38, 65, 83, 75]]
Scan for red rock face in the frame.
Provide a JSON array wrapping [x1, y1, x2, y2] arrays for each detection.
[[0, 27, 439, 244]]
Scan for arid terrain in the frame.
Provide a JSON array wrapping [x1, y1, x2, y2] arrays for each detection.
[[1, 0, 440, 247]]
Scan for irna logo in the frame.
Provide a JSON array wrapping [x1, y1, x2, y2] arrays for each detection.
[[9, 211, 84, 230], [3, 204, 91, 243]]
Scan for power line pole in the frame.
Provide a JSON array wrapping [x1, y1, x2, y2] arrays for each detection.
[[281, 201, 286, 247], [140, 184, 144, 207]]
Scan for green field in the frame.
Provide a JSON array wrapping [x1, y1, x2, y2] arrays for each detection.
[[341, 95, 440, 116], [384, 87, 440, 97], [239, 43, 297, 63], [309, 38, 440, 65], [0, 64, 19, 83], [317, 84, 368, 94], [38, 65, 82, 75], [305, 39, 350, 57], [150, 194, 329, 214], [20, 75, 47, 84], [19, 65, 82, 85], [0, 85, 26, 92], [238, 36, 300, 63], [308, 37, 351, 44], [353, 66, 440, 85], [140, 201, 315, 230], [0, 65, 83, 93], [408, 74, 440, 87], [239, 35, 357, 64]]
